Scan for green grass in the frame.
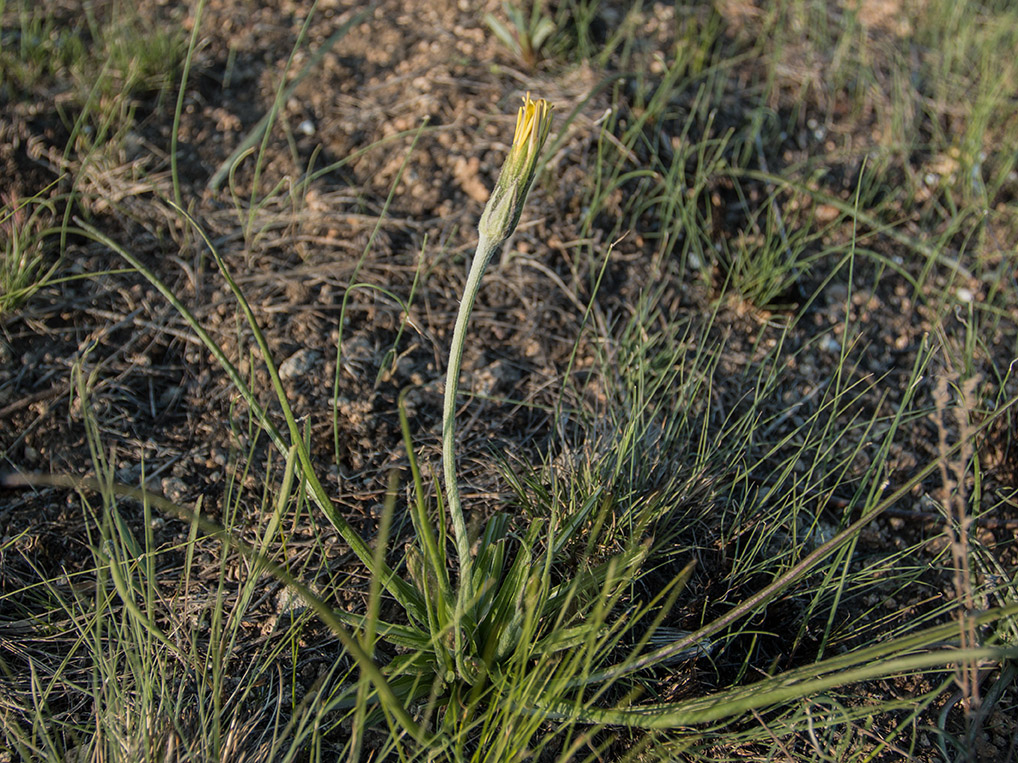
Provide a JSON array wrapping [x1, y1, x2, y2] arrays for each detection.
[[0, 0, 184, 101], [0, 188, 61, 318], [3, 0, 1018, 760]]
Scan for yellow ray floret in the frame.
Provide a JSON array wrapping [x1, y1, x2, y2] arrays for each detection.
[[513, 93, 550, 147]]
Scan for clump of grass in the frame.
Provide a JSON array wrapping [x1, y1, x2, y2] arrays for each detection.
[[485, 2, 557, 70], [0, 188, 60, 319], [713, 183, 826, 308], [1, 0, 186, 202], [1, 0, 184, 110], [1, 364, 361, 761]]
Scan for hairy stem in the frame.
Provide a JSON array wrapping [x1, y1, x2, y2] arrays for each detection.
[[443, 233, 500, 596]]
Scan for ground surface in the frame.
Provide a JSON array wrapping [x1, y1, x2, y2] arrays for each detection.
[[2, 0, 1018, 760]]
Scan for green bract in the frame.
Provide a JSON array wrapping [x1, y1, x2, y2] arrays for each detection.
[[478, 94, 553, 247]]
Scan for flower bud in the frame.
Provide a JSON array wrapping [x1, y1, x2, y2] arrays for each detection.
[[478, 93, 552, 246]]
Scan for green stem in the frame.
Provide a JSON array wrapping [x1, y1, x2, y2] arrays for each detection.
[[443, 233, 500, 595]]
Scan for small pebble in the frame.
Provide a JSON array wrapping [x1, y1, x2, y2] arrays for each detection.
[[279, 349, 320, 381], [160, 477, 188, 504], [821, 334, 841, 354]]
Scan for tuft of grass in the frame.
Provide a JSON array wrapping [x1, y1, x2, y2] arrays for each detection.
[[0, 187, 60, 319], [0, 0, 185, 107], [485, 1, 557, 70]]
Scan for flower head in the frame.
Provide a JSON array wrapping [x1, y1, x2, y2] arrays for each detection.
[[478, 93, 553, 246]]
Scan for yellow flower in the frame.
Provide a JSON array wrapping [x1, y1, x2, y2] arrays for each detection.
[[478, 93, 553, 246]]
